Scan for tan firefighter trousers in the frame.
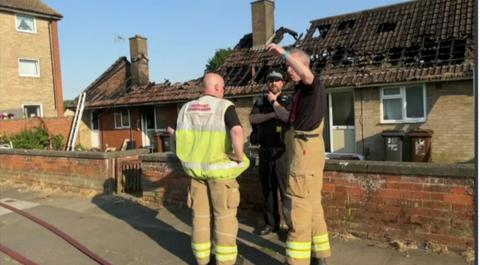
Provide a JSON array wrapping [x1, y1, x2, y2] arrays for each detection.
[[284, 120, 331, 265], [189, 178, 240, 265]]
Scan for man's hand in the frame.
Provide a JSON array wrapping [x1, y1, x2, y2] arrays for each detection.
[[228, 153, 244, 163], [167, 126, 175, 136], [266, 43, 286, 57], [267, 90, 279, 104]]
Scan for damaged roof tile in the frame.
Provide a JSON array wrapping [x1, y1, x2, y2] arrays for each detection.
[[82, 0, 474, 109]]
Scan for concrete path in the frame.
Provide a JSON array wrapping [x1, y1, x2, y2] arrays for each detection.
[[0, 182, 470, 265]]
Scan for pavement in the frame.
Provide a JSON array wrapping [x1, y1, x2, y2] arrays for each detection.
[[0, 181, 471, 265]]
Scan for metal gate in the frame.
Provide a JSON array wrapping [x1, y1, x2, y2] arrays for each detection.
[[116, 160, 142, 194]]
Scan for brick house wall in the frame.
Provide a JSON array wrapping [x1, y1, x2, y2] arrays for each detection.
[[355, 80, 473, 163], [98, 108, 143, 151], [79, 104, 179, 151], [141, 153, 474, 251], [0, 12, 60, 118]]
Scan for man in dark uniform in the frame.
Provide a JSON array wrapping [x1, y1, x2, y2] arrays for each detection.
[[249, 70, 290, 236]]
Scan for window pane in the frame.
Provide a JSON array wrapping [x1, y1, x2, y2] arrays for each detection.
[[383, 98, 402, 120], [115, 112, 122, 128], [91, 112, 99, 130], [121, 110, 129, 127], [331, 92, 354, 126], [155, 107, 166, 130], [16, 15, 35, 32], [383, 88, 400, 96], [406, 86, 424, 118], [24, 105, 39, 118], [19, 59, 39, 76], [144, 108, 155, 129]]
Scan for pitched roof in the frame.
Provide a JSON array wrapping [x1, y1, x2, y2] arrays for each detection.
[[0, 0, 62, 19], [82, 57, 131, 108], [218, 0, 474, 89], [82, 0, 475, 109], [81, 56, 204, 108]]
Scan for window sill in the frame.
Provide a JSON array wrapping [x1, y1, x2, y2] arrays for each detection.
[[19, 74, 40, 78], [379, 120, 425, 125]]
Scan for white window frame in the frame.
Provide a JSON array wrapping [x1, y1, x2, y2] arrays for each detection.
[[15, 14, 37, 34], [114, 109, 130, 129], [18, 58, 40, 77], [380, 85, 426, 124], [22, 103, 43, 118]]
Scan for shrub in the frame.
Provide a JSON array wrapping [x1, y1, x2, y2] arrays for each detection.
[[0, 134, 9, 144], [50, 134, 64, 150], [9, 126, 64, 150]]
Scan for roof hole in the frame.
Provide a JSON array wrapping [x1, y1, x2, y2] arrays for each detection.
[[377, 22, 397, 33], [338, 20, 355, 31], [312, 24, 331, 39]]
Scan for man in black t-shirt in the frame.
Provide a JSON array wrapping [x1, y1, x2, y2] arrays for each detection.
[[267, 44, 330, 265], [249, 70, 290, 236]]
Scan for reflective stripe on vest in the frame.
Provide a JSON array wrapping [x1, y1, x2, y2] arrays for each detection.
[[286, 240, 311, 259], [176, 96, 249, 179]]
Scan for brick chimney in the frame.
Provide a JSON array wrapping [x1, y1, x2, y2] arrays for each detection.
[[129, 35, 149, 86], [251, 0, 275, 48]]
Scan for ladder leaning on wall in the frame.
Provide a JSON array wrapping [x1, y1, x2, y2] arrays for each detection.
[[66, 92, 86, 151]]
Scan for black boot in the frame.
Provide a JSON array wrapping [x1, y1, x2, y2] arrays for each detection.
[[259, 225, 276, 235]]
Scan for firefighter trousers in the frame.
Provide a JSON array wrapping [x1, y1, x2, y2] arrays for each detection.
[[189, 178, 240, 265], [284, 121, 331, 265]]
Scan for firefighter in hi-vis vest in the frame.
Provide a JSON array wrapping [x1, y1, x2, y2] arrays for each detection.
[[266, 43, 331, 265], [173, 73, 249, 265]]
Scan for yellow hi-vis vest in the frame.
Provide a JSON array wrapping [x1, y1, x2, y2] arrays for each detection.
[[176, 95, 250, 180]]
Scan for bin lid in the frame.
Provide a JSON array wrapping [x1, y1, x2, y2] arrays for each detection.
[[407, 129, 433, 137], [381, 130, 405, 137]]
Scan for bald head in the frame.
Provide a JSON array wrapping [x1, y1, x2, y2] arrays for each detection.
[[289, 48, 310, 66], [203, 73, 225, 98]]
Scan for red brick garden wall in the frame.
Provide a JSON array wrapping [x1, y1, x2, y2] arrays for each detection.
[[1, 149, 473, 251], [0, 116, 72, 139], [322, 169, 474, 250], [0, 149, 147, 192], [140, 154, 475, 251]]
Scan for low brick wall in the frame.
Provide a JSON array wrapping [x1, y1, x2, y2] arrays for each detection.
[[0, 149, 148, 192], [140, 153, 474, 251], [1, 149, 473, 251]]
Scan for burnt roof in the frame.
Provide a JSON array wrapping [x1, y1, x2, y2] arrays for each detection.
[[0, 0, 62, 19], [219, 0, 474, 88], [82, 0, 474, 109], [81, 57, 205, 109]]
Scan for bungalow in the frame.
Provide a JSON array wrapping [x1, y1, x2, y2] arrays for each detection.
[[76, 0, 474, 163]]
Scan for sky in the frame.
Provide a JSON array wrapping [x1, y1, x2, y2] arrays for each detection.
[[43, 0, 407, 100]]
